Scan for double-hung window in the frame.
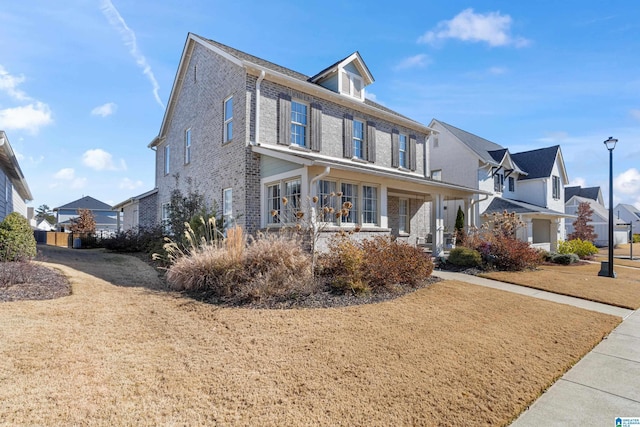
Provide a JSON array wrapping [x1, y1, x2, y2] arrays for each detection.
[[352, 120, 364, 159], [552, 175, 561, 200], [223, 188, 233, 228], [161, 203, 171, 233], [362, 185, 378, 225], [164, 145, 170, 175], [284, 179, 301, 222], [508, 176, 515, 192], [399, 199, 408, 233], [341, 183, 358, 224], [185, 129, 191, 164], [223, 96, 233, 143], [290, 101, 308, 147], [267, 184, 281, 224], [399, 134, 407, 168], [494, 173, 504, 192], [317, 180, 338, 223]]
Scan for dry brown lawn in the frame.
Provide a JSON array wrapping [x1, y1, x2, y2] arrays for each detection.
[[596, 243, 640, 267], [481, 262, 640, 309], [0, 247, 621, 426]]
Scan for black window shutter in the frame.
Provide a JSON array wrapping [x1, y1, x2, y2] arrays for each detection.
[[391, 130, 399, 168], [310, 103, 322, 152], [278, 94, 291, 145], [343, 114, 353, 158], [366, 121, 376, 163], [409, 135, 417, 171]]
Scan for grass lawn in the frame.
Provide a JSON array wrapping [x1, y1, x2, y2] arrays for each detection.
[[0, 250, 621, 426], [481, 262, 640, 309]]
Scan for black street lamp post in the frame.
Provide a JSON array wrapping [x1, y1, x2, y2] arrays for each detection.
[[599, 137, 617, 278]]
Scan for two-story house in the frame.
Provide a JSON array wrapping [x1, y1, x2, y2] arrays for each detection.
[[0, 131, 33, 220], [54, 195, 117, 234], [429, 119, 572, 251], [146, 33, 485, 255]]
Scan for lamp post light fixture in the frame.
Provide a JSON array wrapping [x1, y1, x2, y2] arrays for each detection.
[[599, 137, 618, 278]]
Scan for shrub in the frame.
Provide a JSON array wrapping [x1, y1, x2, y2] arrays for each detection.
[[550, 252, 580, 265], [0, 212, 36, 262], [633, 234, 640, 244], [319, 236, 368, 294], [448, 247, 482, 267], [360, 237, 433, 291], [103, 225, 166, 260], [558, 239, 598, 259]]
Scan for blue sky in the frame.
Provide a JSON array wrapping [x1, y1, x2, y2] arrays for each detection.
[[1, 0, 639, 212]]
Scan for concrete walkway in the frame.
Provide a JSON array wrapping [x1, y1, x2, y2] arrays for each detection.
[[433, 271, 640, 426]]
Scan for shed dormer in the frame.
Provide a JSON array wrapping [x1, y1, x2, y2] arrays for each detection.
[[309, 52, 374, 102]]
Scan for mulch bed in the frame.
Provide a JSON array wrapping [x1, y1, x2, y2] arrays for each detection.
[[0, 262, 71, 302]]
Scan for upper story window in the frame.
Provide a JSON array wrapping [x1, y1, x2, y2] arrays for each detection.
[[552, 175, 561, 200], [341, 70, 364, 100], [185, 128, 191, 164], [164, 145, 170, 175], [352, 120, 364, 159], [508, 176, 515, 192], [223, 96, 233, 143], [290, 101, 308, 148], [431, 169, 442, 181], [494, 173, 504, 192], [399, 134, 408, 168], [433, 135, 439, 148]]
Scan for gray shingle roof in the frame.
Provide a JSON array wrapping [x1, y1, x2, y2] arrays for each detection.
[[199, 35, 415, 123], [565, 186, 601, 203], [55, 196, 112, 211], [484, 197, 570, 217], [511, 146, 560, 180], [435, 120, 505, 164]]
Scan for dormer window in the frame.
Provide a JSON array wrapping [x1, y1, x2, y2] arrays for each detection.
[[340, 70, 364, 100]]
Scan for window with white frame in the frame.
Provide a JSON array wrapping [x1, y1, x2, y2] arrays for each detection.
[[223, 96, 233, 143], [431, 169, 442, 181], [362, 185, 378, 225], [399, 134, 407, 168], [164, 145, 170, 175], [284, 179, 301, 222], [552, 175, 561, 200], [494, 173, 504, 192], [433, 135, 439, 148], [508, 176, 515, 192], [290, 101, 308, 147], [266, 183, 281, 224], [185, 128, 191, 164], [223, 188, 233, 227], [317, 180, 338, 223], [341, 182, 358, 224], [161, 203, 171, 233], [352, 119, 364, 159], [399, 198, 408, 233], [341, 70, 363, 100]]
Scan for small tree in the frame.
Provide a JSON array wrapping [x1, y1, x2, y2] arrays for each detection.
[[568, 202, 597, 242], [69, 209, 96, 234], [454, 205, 465, 245], [0, 212, 37, 261]]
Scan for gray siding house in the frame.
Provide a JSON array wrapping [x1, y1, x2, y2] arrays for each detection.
[[147, 33, 483, 255], [0, 131, 33, 220]]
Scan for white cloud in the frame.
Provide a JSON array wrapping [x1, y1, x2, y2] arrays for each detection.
[[0, 65, 29, 101], [54, 168, 76, 180], [630, 109, 640, 121], [0, 102, 53, 134], [119, 177, 143, 190], [418, 8, 530, 47], [614, 168, 640, 195], [91, 102, 117, 117], [394, 54, 430, 71], [100, 0, 164, 109], [569, 177, 587, 187], [82, 148, 117, 171], [365, 91, 385, 105]]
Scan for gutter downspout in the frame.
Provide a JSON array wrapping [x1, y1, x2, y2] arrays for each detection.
[[253, 70, 266, 145]]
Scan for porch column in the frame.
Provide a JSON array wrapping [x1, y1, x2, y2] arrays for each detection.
[[464, 197, 472, 230], [431, 193, 445, 256], [550, 218, 561, 251], [524, 218, 533, 244]]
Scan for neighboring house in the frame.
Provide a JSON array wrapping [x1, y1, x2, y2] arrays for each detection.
[[614, 203, 640, 241], [0, 131, 33, 220], [565, 191, 627, 246], [54, 196, 117, 234], [429, 119, 572, 251], [112, 188, 158, 232], [145, 33, 485, 255]]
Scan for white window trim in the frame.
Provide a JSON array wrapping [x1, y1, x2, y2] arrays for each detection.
[[185, 128, 191, 164], [317, 178, 379, 227], [340, 181, 359, 225], [352, 119, 365, 160], [161, 202, 171, 233], [431, 169, 442, 181], [164, 145, 170, 175], [223, 95, 233, 143], [399, 133, 408, 169], [223, 188, 233, 227], [290, 99, 309, 148], [399, 198, 409, 234], [361, 184, 379, 226]]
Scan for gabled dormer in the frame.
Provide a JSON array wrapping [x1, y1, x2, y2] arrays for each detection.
[[309, 52, 374, 102]]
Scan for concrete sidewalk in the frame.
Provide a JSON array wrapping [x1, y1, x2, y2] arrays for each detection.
[[433, 270, 640, 426]]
